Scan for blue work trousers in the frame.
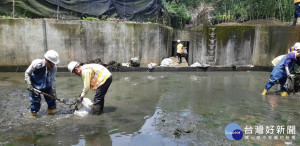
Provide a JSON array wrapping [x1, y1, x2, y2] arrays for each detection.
[[29, 88, 56, 113], [264, 75, 287, 92], [295, 3, 300, 18]]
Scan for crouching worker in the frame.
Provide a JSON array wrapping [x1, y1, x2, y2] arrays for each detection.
[[68, 61, 112, 115], [25, 50, 60, 117], [262, 48, 300, 96]]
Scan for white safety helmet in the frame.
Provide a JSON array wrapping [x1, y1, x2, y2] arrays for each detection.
[[294, 42, 300, 50], [177, 40, 181, 43], [68, 61, 79, 73], [44, 50, 60, 65]]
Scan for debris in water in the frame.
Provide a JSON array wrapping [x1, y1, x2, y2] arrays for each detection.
[[173, 128, 182, 138]]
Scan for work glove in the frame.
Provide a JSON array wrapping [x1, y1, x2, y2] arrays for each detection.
[[285, 67, 295, 78], [78, 97, 83, 103], [288, 73, 295, 78], [77, 94, 83, 103], [27, 84, 33, 90]]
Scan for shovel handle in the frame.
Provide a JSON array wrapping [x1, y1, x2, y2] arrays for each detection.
[[28, 88, 59, 101]]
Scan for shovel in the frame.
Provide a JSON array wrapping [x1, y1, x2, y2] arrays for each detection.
[[28, 88, 61, 101], [74, 98, 83, 110], [28, 88, 80, 109]]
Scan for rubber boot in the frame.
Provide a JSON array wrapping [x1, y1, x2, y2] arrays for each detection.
[[292, 18, 297, 26], [92, 105, 101, 115], [100, 105, 104, 114], [48, 109, 56, 115], [262, 89, 268, 96], [281, 92, 287, 97], [31, 112, 37, 118]]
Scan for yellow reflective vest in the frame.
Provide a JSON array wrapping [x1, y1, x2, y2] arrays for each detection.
[[82, 64, 112, 90], [295, 0, 300, 4], [271, 55, 285, 66], [177, 43, 184, 54]]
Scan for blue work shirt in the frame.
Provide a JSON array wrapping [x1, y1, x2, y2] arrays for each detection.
[[25, 59, 57, 90]]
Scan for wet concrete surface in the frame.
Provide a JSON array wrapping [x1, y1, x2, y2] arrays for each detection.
[[0, 72, 299, 145]]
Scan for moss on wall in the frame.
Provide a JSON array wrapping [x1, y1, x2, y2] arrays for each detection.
[[191, 27, 204, 32], [49, 22, 81, 36], [3, 18, 300, 67], [214, 26, 255, 45], [161, 25, 173, 57], [0, 18, 23, 26]]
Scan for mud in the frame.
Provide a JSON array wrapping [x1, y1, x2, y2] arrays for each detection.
[[0, 72, 299, 145]]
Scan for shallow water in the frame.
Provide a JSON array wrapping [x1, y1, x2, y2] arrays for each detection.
[[0, 72, 299, 145]]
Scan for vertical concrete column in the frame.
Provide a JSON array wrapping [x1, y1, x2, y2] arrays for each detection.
[[42, 20, 48, 53]]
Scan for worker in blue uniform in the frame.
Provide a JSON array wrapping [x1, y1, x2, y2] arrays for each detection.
[[262, 44, 300, 96], [25, 50, 60, 117]]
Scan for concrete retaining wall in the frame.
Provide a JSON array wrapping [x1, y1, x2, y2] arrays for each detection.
[[178, 26, 300, 67], [1, 18, 300, 70], [0, 19, 172, 67]]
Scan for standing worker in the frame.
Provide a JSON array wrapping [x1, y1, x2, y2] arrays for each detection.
[[67, 61, 112, 115], [177, 40, 184, 64], [262, 45, 300, 96], [292, 0, 300, 26], [25, 50, 60, 117]]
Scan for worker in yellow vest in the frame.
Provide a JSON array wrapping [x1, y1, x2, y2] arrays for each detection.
[[292, 0, 300, 26], [177, 40, 184, 64], [68, 61, 112, 115]]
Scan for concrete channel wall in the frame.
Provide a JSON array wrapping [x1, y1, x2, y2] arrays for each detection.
[[1, 18, 300, 72], [177, 26, 300, 67], [0, 19, 172, 68]]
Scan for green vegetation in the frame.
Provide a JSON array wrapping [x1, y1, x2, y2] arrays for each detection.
[[0, 16, 13, 19], [82, 17, 100, 21], [0, 0, 295, 28], [213, 0, 294, 24], [162, 0, 294, 28], [162, 0, 212, 28]]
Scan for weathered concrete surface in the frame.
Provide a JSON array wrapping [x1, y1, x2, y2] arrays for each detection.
[[1, 18, 300, 70], [0, 19, 45, 66], [177, 26, 300, 67], [0, 19, 173, 67], [252, 26, 300, 66], [167, 57, 188, 67]]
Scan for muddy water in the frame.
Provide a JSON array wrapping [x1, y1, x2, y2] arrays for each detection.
[[0, 72, 299, 145]]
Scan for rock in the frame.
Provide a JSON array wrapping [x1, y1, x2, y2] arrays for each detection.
[[190, 62, 202, 67], [202, 64, 211, 67], [85, 58, 103, 64], [160, 58, 173, 66], [130, 57, 140, 67], [122, 63, 130, 67], [148, 63, 157, 69], [107, 60, 120, 71], [173, 128, 182, 138]]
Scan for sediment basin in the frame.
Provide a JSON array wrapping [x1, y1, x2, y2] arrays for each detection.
[[0, 72, 299, 145]]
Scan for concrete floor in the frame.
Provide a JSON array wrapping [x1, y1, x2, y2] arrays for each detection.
[[169, 56, 188, 67]]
